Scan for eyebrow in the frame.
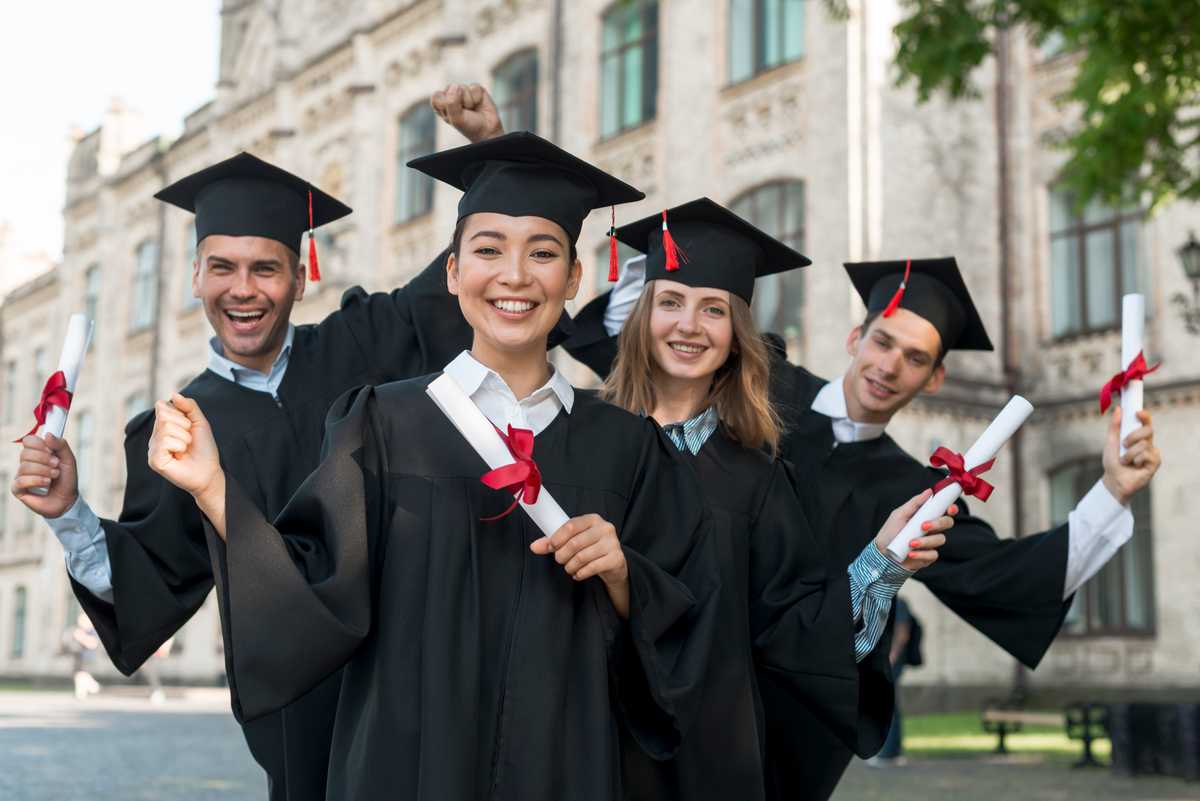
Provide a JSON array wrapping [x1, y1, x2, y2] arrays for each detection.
[[874, 329, 935, 360], [205, 256, 284, 268], [468, 230, 565, 249], [656, 289, 729, 305]]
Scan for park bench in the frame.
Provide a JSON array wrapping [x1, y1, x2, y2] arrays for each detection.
[[981, 701, 1109, 767]]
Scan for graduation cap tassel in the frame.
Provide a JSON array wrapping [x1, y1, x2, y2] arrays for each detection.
[[661, 209, 687, 272], [882, 258, 911, 317], [607, 207, 620, 282], [307, 189, 321, 283]]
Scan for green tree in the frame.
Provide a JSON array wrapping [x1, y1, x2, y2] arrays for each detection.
[[890, 0, 1200, 210]]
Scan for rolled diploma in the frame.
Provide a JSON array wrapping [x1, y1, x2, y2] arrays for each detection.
[[426, 374, 570, 538], [1119, 294, 1144, 457], [31, 314, 95, 496], [885, 395, 1034, 562]]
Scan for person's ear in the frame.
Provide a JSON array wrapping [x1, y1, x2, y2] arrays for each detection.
[[564, 257, 582, 301], [446, 252, 460, 295], [846, 324, 865, 358], [923, 363, 946, 394], [294, 259, 306, 302]]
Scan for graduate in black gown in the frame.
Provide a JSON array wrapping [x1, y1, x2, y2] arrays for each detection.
[[11, 153, 480, 801], [566, 256, 1162, 801], [147, 132, 723, 801], [592, 199, 962, 801]]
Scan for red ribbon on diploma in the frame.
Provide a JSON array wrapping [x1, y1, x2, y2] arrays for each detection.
[[15, 371, 72, 443], [930, 446, 996, 501], [1098, 351, 1160, 413], [479, 425, 542, 522]]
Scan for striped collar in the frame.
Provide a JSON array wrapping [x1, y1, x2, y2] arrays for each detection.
[[661, 405, 720, 455]]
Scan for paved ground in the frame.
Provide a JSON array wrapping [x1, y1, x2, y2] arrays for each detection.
[[3, 689, 1199, 800]]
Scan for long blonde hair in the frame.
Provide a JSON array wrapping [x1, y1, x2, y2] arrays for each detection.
[[600, 280, 782, 453]]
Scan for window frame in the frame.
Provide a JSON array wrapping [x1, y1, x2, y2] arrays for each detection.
[[1047, 187, 1143, 340], [394, 102, 437, 225], [493, 48, 540, 134], [130, 239, 160, 333], [728, 179, 807, 339], [1051, 455, 1157, 638], [599, 0, 660, 140], [728, 0, 806, 85]]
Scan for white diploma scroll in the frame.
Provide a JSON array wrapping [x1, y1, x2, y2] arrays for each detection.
[[1119, 294, 1144, 457], [30, 314, 94, 496], [426, 373, 570, 538], [885, 395, 1035, 562]]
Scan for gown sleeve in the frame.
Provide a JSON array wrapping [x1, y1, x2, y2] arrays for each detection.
[[71, 412, 215, 675], [607, 422, 723, 760], [561, 291, 619, 380], [750, 460, 895, 759], [914, 493, 1072, 669], [206, 386, 387, 721]]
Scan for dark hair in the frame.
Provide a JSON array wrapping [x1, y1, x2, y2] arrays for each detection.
[[860, 309, 947, 369], [450, 217, 578, 264]]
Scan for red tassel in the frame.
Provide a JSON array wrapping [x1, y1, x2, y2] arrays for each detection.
[[661, 209, 687, 272], [607, 207, 619, 282], [307, 189, 321, 283], [882, 258, 911, 317]]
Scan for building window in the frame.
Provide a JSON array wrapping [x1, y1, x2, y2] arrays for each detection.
[[600, 0, 659, 138], [83, 264, 102, 336], [75, 411, 93, 496], [11, 586, 27, 659], [1048, 188, 1142, 338], [31, 347, 47, 401], [3, 360, 15, 424], [130, 240, 160, 332], [730, 180, 806, 340], [729, 0, 806, 83], [1053, 458, 1156, 636], [182, 222, 200, 310], [593, 240, 642, 294], [124, 391, 149, 424], [395, 104, 437, 224], [494, 49, 539, 133]]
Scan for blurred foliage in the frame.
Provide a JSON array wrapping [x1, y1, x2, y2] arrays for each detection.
[[889, 0, 1200, 211]]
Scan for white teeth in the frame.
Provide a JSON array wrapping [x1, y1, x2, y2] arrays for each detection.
[[492, 299, 535, 313], [670, 343, 705, 353], [227, 310, 264, 319]]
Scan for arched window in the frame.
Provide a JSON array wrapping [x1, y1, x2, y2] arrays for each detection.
[[1051, 457, 1155, 635], [729, 0, 806, 83], [729, 180, 806, 339], [83, 264, 102, 333], [600, 0, 658, 138], [494, 49, 539, 133], [395, 103, 437, 224], [130, 239, 160, 332]]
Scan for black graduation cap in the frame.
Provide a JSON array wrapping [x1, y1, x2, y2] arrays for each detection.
[[613, 197, 811, 304], [845, 257, 994, 351], [406, 131, 644, 246], [154, 152, 351, 282]]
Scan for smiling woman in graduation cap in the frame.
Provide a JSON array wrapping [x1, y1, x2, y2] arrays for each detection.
[[572, 198, 956, 801], [146, 132, 723, 801]]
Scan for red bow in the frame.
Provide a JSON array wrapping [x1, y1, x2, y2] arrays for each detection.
[[930, 446, 996, 502], [15, 371, 72, 443], [1098, 351, 1160, 413], [479, 425, 542, 522]]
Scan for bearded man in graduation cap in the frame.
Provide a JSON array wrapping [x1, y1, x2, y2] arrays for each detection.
[[10, 152, 479, 800]]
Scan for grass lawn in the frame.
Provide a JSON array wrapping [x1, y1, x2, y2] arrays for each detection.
[[903, 711, 1109, 765]]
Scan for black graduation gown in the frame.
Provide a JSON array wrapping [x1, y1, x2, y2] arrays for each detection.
[[208, 381, 722, 801], [69, 252, 475, 801], [763, 361, 1073, 801], [620, 430, 891, 801]]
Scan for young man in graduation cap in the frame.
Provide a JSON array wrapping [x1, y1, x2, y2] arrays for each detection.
[[570, 255, 1162, 801], [10, 152, 478, 801]]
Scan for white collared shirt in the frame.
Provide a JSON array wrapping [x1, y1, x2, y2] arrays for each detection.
[[206, 324, 295, 397], [810, 375, 887, 444], [442, 350, 574, 436], [809, 374, 1133, 600]]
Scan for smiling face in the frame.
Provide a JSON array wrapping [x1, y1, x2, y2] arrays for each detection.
[[843, 308, 946, 423], [446, 212, 581, 364], [194, 234, 304, 373], [647, 279, 735, 386]]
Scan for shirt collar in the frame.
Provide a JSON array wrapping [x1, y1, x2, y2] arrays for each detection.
[[811, 375, 888, 444], [443, 350, 575, 413], [207, 324, 295, 383], [661, 405, 720, 455]]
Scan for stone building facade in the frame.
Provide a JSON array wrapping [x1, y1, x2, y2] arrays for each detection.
[[1, 0, 1196, 699]]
